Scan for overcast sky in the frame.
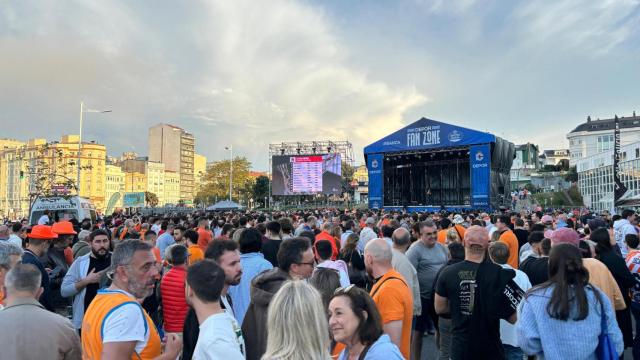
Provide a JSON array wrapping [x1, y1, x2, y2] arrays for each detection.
[[1, 0, 639, 170]]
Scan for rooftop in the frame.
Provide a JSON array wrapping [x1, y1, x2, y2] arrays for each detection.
[[569, 112, 640, 133]]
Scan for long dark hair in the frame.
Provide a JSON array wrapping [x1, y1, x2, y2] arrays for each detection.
[[532, 243, 597, 321], [591, 228, 613, 257]]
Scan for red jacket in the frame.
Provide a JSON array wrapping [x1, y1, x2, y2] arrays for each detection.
[[160, 266, 189, 332]]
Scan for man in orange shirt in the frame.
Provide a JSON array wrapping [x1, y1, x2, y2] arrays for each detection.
[[185, 229, 204, 265], [365, 238, 413, 359], [437, 218, 452, 244], [196, 219, 213, 250], [496, 215, 519, 269], [315, 222, 338, 260]]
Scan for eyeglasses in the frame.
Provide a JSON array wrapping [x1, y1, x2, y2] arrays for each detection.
[[334, 284, 356, 295]]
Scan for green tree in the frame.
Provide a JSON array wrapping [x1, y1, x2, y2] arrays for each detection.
[[23, 143, 93, 212], [145, 192, 159, 207], [253, 175, 270, 205], [198, 157, 253, 203], [564, 166, 578, 182], [341, 162, 356, 198]]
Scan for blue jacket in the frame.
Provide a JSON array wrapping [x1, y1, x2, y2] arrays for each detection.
[[338, 334, 404, 360], [228, 252, 273, 325], [22, 250, 53, 311], [517, 285, 624, 359]]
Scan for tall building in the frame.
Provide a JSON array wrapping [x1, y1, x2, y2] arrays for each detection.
[[148, 124, 195, 203], [539, 149, 570, 167], [105, 164, 125, 212], [567, 112, 640, 166]]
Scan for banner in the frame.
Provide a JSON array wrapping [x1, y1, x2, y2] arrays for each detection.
[[367, 154, 384, 209], [614, 115, 628, 206], [470, 144, 491, 208], [123, 192, 145, 208]]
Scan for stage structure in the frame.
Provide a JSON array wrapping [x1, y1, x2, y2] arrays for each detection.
[[268, 141, 354, 201], [364, 118, 514, 212]]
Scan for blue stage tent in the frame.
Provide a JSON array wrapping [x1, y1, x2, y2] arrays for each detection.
[[364, 117, 515, 212]]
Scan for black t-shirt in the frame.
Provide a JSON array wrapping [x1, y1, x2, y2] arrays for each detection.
[[513, 229, 529, 250], [436, 260, 516, 360], [520, 256, 549, 286], [84, 254, 111, 311], [261, 239, 282, 267]]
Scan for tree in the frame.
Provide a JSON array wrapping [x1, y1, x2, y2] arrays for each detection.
[[23, 143, 93, 212], [197, 157, 253, 204], [253, 175, 270, 206], [564, 166, 578, 182], [145, 192, 159, 207]]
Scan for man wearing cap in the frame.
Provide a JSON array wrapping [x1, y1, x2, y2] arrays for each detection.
[[22, 224, 57, 311], [550, 227, 626, 311], [452, 214, 467, 240], [435, 226, 518, 360], [47, 221, 76, 311]]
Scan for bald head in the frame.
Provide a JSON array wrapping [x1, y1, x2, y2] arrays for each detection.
[[392, 227, 411, 248], [0, 225, 8, 238], [364, 238, 393, 264]]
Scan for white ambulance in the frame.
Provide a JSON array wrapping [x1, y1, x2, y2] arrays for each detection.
[[29, 196, 97, 225]]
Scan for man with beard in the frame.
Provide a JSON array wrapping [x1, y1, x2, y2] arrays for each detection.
[[182, 239, 243, 360], [61, 229, 112, 332], [82, 239, 182, 360]]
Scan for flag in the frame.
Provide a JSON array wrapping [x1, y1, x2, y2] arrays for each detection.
[[614, 115, 628, 206]]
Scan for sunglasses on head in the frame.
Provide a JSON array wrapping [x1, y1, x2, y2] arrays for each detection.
[[334, 284, 356, 295]]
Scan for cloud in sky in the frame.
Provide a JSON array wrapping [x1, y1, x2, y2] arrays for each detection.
[[0, 0, 426, 169], [0, 0, 639, 170]]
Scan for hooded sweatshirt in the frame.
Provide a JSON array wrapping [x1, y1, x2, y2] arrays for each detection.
[[614, 218, 636, 257], [241, 268, 290, 360]]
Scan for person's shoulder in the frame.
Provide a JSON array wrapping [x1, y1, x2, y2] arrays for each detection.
[[368, 334, 404, 359]]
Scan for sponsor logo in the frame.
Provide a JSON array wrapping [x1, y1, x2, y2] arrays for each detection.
[[475, 151, 484, 162], [371, 159, 379, 168], [448, 130, 462, 143], [472, 163, 488, 168], [383, 140, 401, 146]]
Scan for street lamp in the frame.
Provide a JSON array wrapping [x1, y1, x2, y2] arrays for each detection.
[[77, 101, 111, 194], [225, 145, 233, 202]]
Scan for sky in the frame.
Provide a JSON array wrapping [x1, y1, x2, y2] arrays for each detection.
[[1, 0, 639, 171]]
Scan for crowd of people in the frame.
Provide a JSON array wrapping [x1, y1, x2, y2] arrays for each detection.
[[0, 206, 638, 359]]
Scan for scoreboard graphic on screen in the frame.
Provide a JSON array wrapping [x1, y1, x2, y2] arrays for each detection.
[[272, 154, 342, 195]]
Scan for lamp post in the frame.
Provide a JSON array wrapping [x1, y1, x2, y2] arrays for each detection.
[[77, 101, 111, 195], [225, 145, 233, 202]]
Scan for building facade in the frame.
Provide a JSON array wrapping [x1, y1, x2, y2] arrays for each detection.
[[567, 112, 640, 166], [539, 149, 570, 167], [0, 136, 107, 218], [105, 164, 125, 212], [352, 164, 369, 204], [148, 124, 195, 203], [194, 153, 207, 194], [164, 170, 181, 205], [146, 161, 165, 205], [577, 139, 640, 212]]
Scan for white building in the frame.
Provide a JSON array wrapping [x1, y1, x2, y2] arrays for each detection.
[[567, 112, 640, 166], [539, 149, 570, 167], [576, 140, 640, 212]]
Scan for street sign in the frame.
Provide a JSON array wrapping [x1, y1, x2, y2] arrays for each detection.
[[123, 192, 145, 208]]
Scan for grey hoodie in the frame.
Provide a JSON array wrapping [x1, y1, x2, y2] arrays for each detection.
[[241, 268, 290, 360]]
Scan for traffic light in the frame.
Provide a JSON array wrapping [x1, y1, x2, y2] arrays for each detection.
[[19, 170, 24, 179]]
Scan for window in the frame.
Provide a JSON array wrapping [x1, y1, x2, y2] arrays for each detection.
[[597, 135, 614, 152], [636, 148, 639, 159]]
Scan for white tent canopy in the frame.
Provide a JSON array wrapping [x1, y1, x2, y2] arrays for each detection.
[[205, 200, 244, 211]]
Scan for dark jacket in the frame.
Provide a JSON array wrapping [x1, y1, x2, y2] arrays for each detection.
[[241, 268, 291, 360], [22, 250, 53, 311]]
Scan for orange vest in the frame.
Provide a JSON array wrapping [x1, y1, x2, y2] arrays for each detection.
[[82, 290, 161, 360]]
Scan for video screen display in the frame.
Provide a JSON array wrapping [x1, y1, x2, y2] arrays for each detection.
[[272, 154, 342, 195]]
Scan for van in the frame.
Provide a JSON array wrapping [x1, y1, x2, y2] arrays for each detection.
[[29, 196, 97, 225]]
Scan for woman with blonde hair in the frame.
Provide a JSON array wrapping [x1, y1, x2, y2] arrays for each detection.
[[446, 228, 461, 244], [262, 280, 331, 360]]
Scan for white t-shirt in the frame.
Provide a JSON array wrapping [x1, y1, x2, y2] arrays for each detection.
[[101, 289, 150, 355], [38, 214, 50, 225], [193, 312, 245, 360], [499, 264, 532, 347]]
